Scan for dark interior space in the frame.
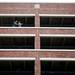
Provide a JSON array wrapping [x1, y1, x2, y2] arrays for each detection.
[[40, 16, 75, 27], [0, 16, 35, 27], [0, 60, 34, 75], [40, 37, 75, 49], [41, 61, 75, 75], [0, 36, 34, 49]]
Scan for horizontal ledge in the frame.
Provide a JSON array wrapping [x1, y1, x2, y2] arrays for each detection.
[[37, 49, 75, 51], [0, 57, 36, 60], [1, 14, 75, 16], [0, 57, 75, 61], [0, 49, 36, 51], [0, 27, 75, 29], [0, 49, 75, 51], [0, 34, 35, 36], [40, 34, 75, 37], [2, 34, 75, 37], [39, 27, 75, 29], [39, 14, 75, 16], [0, 14, 35, 16], [40, 58, 75, 61]]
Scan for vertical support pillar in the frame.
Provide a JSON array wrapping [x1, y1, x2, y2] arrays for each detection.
[[35, 4, 40, 49], [35, 55, 41, 75], [34, 4, 41, 75]]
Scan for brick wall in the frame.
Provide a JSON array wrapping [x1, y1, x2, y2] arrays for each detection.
[[0, 3, 75, 75]]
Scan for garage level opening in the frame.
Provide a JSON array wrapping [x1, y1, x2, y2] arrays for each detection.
[[40, 16, 75, 27], [40, 37, 75, 49], [0, 16, 35, 27], [0, 36, 34, 49], [0, 60, 34, 75], [41, 61, 75, 75]]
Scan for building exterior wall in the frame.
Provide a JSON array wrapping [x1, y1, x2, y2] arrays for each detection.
[[0, 3, 75, 75]]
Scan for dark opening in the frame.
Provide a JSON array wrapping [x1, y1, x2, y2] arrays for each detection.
[[40, 37, 75, 49], [41, 61, 75, 75], [0, 37, 34, 49], [40, 16, 75, 27], [0, 16, 35, 27], [0, 60, 34, 75]]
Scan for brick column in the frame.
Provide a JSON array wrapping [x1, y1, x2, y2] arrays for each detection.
[[35, 10, 40, 27], [35, 29, 40, 49], [34, 4, 41, 75], [35, 53, 41, 75], [35, 8, 40, 49]]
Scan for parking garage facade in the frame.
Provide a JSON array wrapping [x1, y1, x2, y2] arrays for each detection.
[[0, 3, 75, 75]]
